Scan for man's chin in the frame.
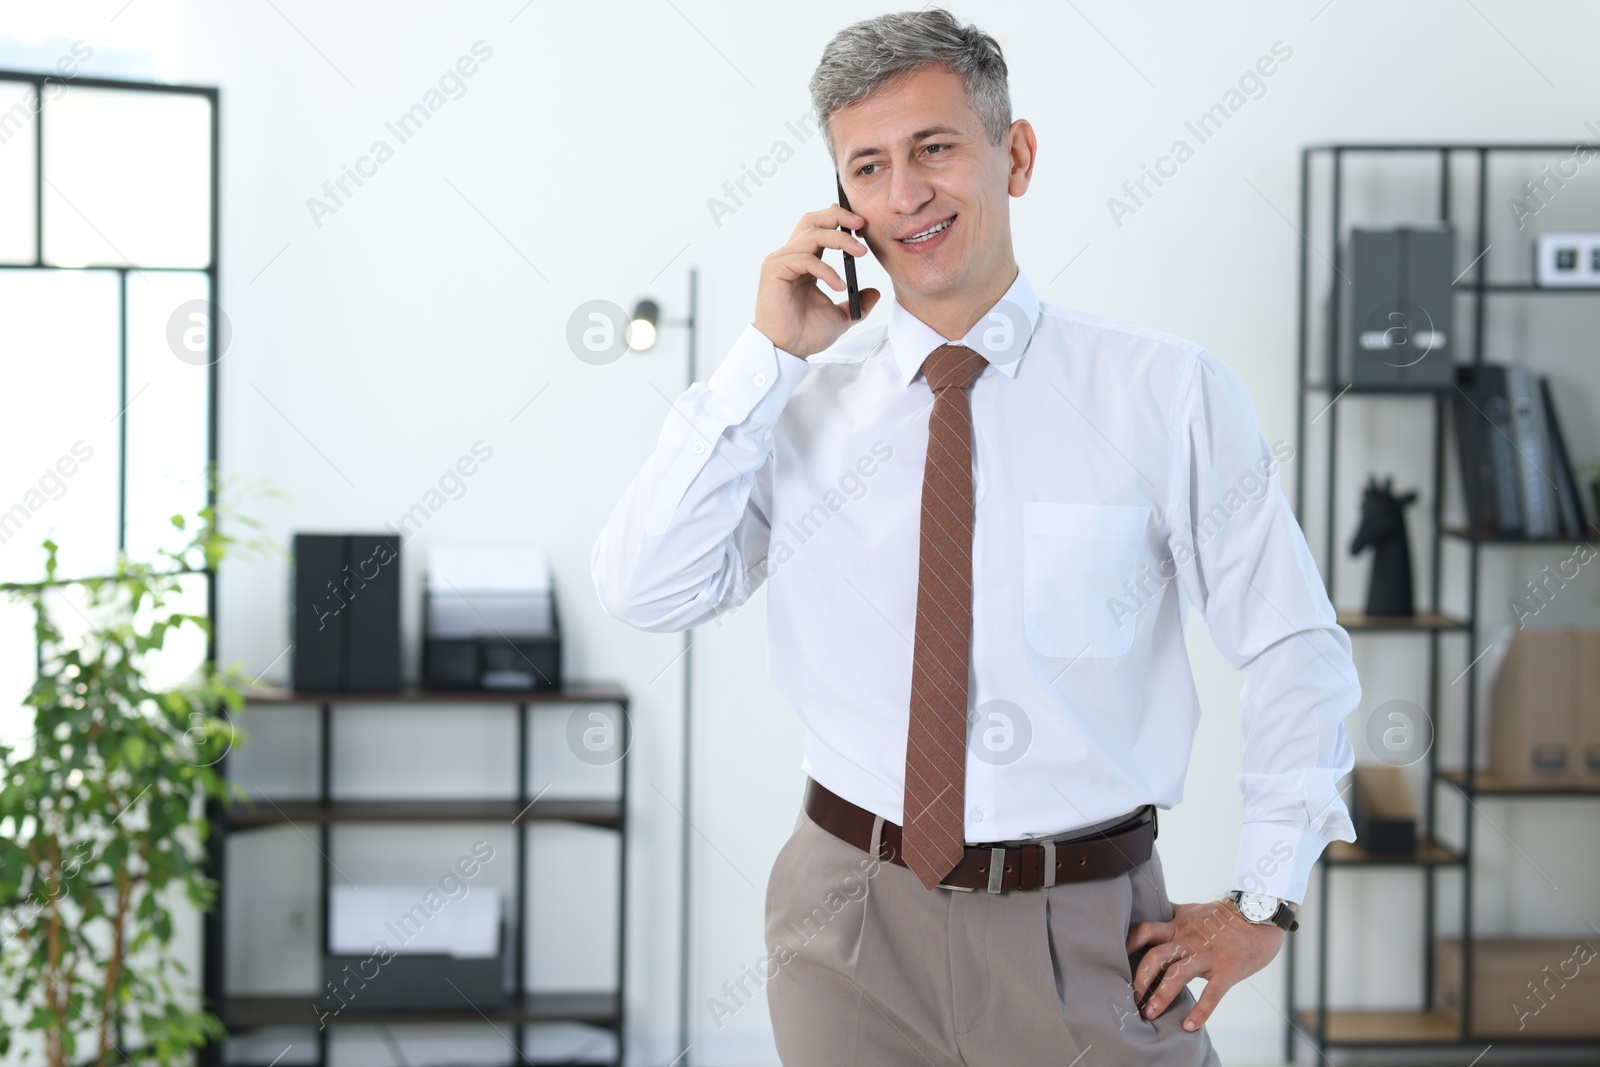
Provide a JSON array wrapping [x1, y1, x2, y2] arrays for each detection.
[[889, 261, 970, 302]]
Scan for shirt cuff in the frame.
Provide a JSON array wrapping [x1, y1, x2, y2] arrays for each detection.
[[702, 323, 809, 426], [1232, 819, 1350, 905]]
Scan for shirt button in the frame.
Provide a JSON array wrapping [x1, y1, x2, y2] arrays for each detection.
[[753, 372, 767, 385], [971, 809, 983, 823], [692, 442, 706, 455]]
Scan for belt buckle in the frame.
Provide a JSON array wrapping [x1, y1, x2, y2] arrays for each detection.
[[936, 845, 977, 891], [937, 846, 1006, 894]]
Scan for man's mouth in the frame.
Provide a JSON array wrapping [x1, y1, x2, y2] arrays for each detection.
[[898, 215, 956, 245]]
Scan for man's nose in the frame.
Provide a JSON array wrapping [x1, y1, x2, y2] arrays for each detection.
[[885, 165, 935, 217]]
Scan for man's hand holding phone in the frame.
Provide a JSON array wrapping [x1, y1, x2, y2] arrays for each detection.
[[753, 205, 881, 359]]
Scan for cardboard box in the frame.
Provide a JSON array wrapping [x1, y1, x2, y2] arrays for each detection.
[[1489, 629, 1578, 786], [1349, 764, 1417, 852], [1577, 630, 1600, 788], [1435, 937, 1600, 1038]]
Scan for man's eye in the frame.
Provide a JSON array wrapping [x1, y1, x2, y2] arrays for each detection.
[[857, 163, 879, 177], [926, 144, 949, 155]]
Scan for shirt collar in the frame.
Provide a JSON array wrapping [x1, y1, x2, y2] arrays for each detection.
[[887, 266, 1041, 387]]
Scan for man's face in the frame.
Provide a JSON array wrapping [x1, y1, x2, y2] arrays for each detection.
[[830, 64, 1022, 303]]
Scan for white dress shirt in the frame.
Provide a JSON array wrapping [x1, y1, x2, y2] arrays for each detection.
[[591, 266, 1358, 903]]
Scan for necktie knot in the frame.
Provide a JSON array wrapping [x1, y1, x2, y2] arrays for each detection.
[[922, 343, 989, 393]]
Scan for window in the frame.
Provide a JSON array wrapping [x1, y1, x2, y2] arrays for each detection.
[[0, 69, 217, 747]]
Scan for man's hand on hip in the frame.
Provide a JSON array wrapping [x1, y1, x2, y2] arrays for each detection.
[[1125, 898, 1290, 1032]]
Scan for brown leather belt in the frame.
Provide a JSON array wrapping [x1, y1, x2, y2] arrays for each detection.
[[803, 778, 1156, 893]]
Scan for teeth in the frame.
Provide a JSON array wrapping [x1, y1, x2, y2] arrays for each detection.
[[902, 217, 952, 242]]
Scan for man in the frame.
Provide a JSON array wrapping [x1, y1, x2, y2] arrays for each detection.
[[591, 8, 1358, 1065]]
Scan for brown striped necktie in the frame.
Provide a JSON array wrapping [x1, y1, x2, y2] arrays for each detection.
[[902, 342, 990, 889]]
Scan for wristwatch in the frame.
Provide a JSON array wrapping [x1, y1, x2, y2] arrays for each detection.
[[1225, 890, 1299, 932]]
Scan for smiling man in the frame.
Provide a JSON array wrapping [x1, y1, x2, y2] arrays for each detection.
[[591, 8, 1359, 1065]]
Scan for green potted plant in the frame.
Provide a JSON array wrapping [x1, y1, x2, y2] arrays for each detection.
[[0, 498, 266, 1067]]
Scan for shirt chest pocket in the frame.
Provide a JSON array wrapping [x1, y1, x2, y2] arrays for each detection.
[[1021, 501, 1154, 660]]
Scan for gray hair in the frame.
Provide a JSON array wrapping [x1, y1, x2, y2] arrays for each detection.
[[809, 7, 1011, 167]]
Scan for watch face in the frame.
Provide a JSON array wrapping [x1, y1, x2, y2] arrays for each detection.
[[1236, 892, 1277, 923]]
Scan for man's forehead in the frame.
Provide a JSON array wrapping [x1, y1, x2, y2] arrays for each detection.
[[831, 71, 981, 164]]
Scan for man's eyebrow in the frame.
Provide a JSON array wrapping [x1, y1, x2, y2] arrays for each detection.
[[843, 125, 965, 167]]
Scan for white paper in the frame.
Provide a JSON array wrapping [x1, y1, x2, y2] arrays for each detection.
[[329, 885, 501, 958], [427, 543, 551, 594]]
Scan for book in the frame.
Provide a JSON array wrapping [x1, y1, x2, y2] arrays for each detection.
[[1539, 374, 1590, 538]]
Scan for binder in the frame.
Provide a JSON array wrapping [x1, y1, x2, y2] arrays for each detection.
[[291, 533, 402, 691], [1452, 364, 1523, 536], [1345, 226, 1456, 388], [291, 534, 345, 690], [345, 533, 403, 690], [1506, 365, 1559, 539]]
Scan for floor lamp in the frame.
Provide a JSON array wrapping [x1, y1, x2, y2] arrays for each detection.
[[628, 268, 698, 1065]]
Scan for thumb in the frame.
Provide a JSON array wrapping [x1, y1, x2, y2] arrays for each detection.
[[1183, 976, 1229, 1033], [856, 287, 883, 317]]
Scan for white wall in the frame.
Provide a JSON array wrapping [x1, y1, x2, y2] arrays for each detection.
[[8, 1, 1600, 1064], [178, 0, 1600, 1062]]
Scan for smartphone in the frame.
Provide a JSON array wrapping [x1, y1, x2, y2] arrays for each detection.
[[835, 173, 862, 321]]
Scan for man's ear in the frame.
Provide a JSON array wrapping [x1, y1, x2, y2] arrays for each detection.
[[1007, 118, 1037, 197]]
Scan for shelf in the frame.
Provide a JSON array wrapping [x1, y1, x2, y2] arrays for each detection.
[[239, 683, 628, 705], [1442, 525, 1596, 545], [1323, 838, 1462, 866], [224, 797, 623, 829], [1295, 1009, 1461, 1045], [1304, 379, 1447, 394], [224, 991, 620, 1029], [1337, 611, 1469, 632], [1290, 141, 1600, 1062], [1453, 282, 1600, 295], [1441, 770, 1600, 797], [1305, 142, 1600, 153]]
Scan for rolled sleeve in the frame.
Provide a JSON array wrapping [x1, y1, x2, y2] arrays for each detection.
[[1163, 349, 1360, 905]]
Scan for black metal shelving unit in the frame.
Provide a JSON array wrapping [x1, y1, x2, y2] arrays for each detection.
[[1286, 142, 1600, 1058], [213, 685, 631, 1067]]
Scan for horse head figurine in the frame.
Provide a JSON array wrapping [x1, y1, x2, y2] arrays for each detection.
[[1350, 475, 1417, 617]]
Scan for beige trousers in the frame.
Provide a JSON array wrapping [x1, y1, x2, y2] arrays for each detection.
[[763, 809, 1223, 1066]]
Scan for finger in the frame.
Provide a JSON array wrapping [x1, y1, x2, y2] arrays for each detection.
[[1134, 959, 1168, 1012], [770, 252, 845, 292], [835, 287, 883, 321], [1182, 976, 1230, 1032], [1125, 919, 1171, 954], [795, 206, 865, 238], [1142, 952, 1204, 1020], [784, 226, 869, 260], [1131, 939, 1188, 999]]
